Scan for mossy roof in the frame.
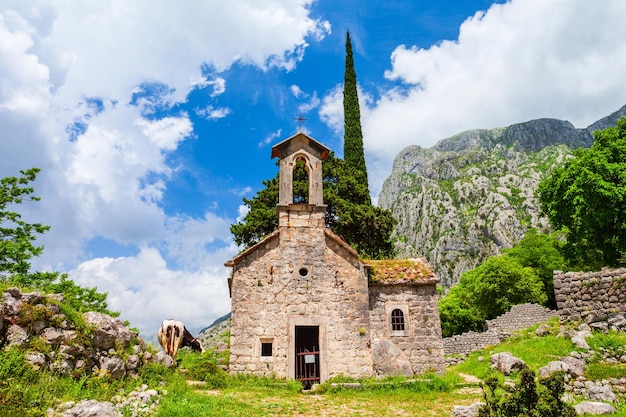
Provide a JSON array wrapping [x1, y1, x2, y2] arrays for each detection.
[[364, 258, 438, 286]]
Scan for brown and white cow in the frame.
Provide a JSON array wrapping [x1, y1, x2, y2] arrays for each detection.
[[158, 319, 205, 359]]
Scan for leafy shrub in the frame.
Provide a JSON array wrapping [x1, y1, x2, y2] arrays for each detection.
[[178, 351, 229, 389], [478, 367, 575, 417], [0, 348, 40, 416]]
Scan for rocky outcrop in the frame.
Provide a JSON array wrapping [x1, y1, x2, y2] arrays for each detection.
[[1, 287, 174, 380], [574, 402, 616, 416], [379, 105, 626, 286], [49, 384, 162, 417], [450, 403, 484, 417], [490, 352, 525, 375]]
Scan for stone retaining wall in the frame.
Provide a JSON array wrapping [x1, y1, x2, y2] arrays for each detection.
[[443, 329, 501, 356], [554, 268, 626, 323], [485, 303, 556, 332], [443, 303, 557, 356]]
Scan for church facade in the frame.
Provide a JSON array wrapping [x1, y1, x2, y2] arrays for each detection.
[[225, 132, 444, 384]]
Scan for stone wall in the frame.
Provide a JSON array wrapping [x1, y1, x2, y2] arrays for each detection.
[[369, 284, 445, 375], [443, 303, 557, 356], [554, 268, 626, 323], [485, 303, 557, 332], [443, 329, 502, 357], [228, 218, 373, 381]]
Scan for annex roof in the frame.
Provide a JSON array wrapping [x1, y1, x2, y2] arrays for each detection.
[[364, 258, 439, 286]]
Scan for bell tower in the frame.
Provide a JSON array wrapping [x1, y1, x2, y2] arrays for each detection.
[[271, 132, 329, 228]]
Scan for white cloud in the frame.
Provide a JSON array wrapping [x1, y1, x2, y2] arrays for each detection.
[[318, 84, 374, 142], [229, 186, 253, 197], [236, 204, 250, 224], [136, 115, 193, 151], [195, 105, 231, 120], [0, 1, 329, 331], [162, 212, 234, 271], [259, 128, 283, 147], [290, 84, 304, 98], [298, 91, 320, 114], [322, 0, 626, 197], [69, 247, 233, 337], [319, 85, 343, 134], [194, 76, 226, 97]]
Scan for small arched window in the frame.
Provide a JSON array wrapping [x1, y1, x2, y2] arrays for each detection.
[[391, 309, 405, 331]]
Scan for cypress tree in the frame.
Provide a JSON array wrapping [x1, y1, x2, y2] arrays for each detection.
[[343, 31, 371, 205], [230, 32, 398, 259]]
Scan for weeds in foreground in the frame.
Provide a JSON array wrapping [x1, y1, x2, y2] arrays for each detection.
[[0, 346, 173, 416], [479, 367, 575, 417]]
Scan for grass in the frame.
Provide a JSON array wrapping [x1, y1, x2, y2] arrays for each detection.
[[156, 373, 479, 417], [4, 306, 626, 416], [453, 320, 576, 380]]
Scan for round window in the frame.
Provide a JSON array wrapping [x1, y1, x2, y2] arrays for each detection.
[[298, 267, 309, 277]]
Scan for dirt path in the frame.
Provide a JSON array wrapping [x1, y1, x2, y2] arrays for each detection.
[[457, 372, 482, 384]]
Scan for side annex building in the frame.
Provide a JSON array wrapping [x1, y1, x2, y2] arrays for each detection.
[[225, 132, 444, 384]]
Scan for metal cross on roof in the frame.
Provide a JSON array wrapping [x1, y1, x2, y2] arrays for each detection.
[[294, 113, 307, 131]]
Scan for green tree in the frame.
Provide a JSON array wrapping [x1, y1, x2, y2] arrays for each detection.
[[438, 284, 485, 337], [343, 31, 370, 204], [538, 117, 626, 269], [0, 168, 114, 315], [0, 168, 50, 279], [230, 176, 279, 248], [504, 229, 567, 309], [231, 34, 397, 258], [462, 255, 546, 319]]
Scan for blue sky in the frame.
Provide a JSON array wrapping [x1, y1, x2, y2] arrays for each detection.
[[2, 0, 626, 337]]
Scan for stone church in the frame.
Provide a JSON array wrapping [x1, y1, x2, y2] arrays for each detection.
[[225, 132, 444, 384]]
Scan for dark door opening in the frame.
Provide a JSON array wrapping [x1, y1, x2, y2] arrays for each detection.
[[295, 325, 320, 388]]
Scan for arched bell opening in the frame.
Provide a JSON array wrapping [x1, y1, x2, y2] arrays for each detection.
[[292, 155, 311, 204]]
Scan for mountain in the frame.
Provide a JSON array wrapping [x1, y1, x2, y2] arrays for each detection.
[[197, 312, 231, 350], [379, 104, 626, 287]]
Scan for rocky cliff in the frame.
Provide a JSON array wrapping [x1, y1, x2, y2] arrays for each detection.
[[379, 104, 626, 287], [1, 287, 176, 378]]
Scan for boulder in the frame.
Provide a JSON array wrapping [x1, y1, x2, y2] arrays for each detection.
[[450, 403, 484, 417], [42, 327, 75, 345], [83, 312, 133, 351], [490, 352, 526, 375], [589, 322, 609, 333], [371, 338, 413, 376], [2, 291, 22, 315], [152, 351, 175, 368], [572, 331, 593, 350], [587, 385, 617, 403], [25, 351, 47, 369], [21, 291, 44, 305], [126, 354, 140, 371], [561, 355, 586, 379], [99, 356, 126, 379], [6, 324, 29, 348], [574, 401, 616, 415], [50, 358, 75, 376], [62, 399, 120, 417], [538, 361, 569, 379], [535, 324, 551, 336], [608, 314, 626, 330]]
